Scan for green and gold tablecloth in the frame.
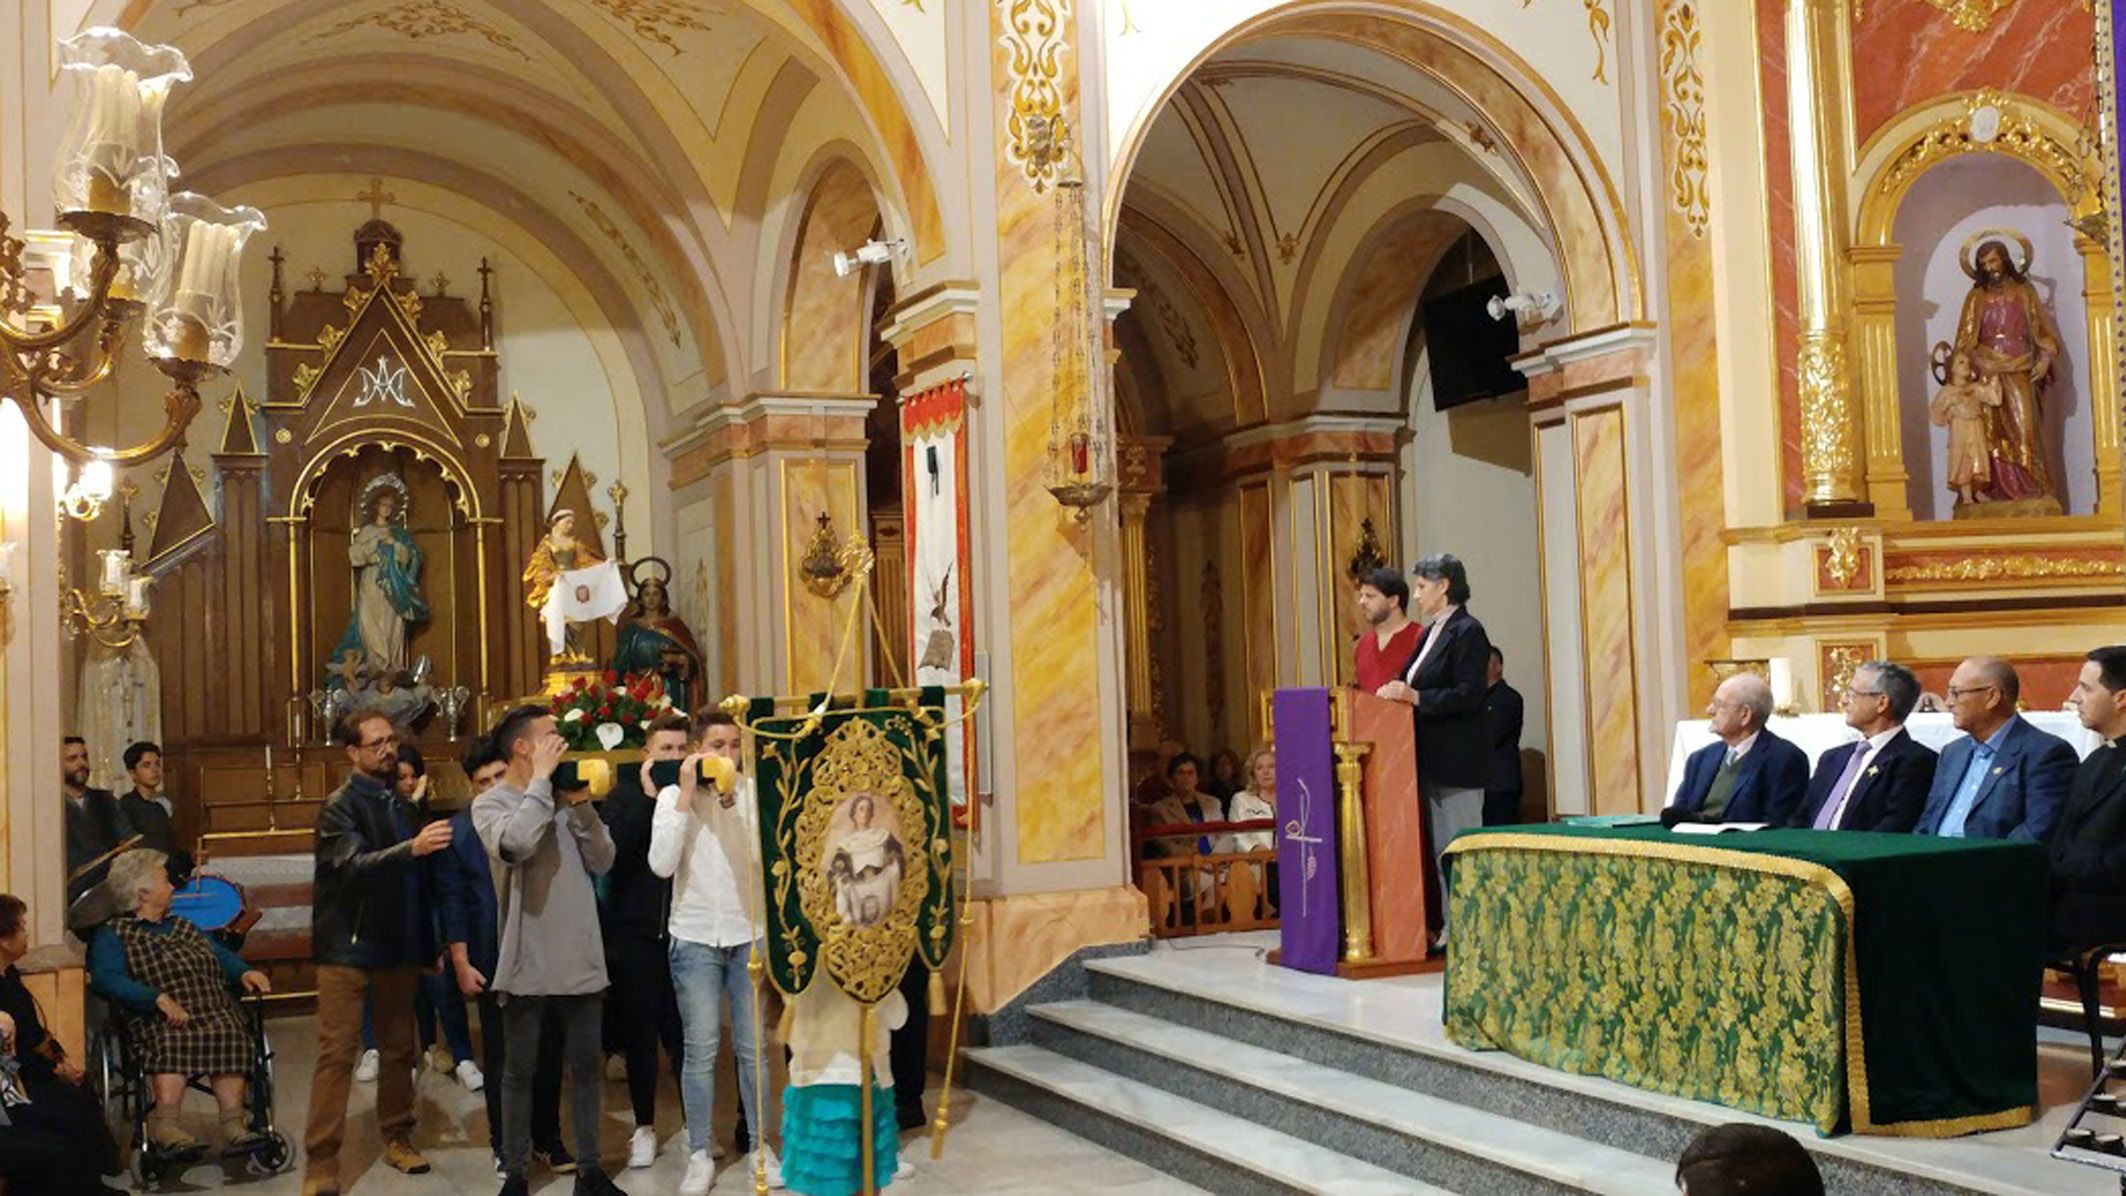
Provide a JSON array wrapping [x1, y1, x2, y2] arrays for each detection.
[[1442, 824, 2047, 1137]]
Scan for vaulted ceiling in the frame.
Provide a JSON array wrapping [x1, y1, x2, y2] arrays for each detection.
[[1114, 32, 1554, 440], [101, 0, 949, 408]]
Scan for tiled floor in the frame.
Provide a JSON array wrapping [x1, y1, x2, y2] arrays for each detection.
[[120, 1020, 1204, 1194]]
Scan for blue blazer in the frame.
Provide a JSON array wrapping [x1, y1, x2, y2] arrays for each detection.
[[1913, 715, 2078, 843], [1671, 728, 1810, 825], [433, 808, 499, 978]]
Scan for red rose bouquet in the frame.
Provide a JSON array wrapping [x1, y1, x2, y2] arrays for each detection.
[[548, 669, 674, 751]]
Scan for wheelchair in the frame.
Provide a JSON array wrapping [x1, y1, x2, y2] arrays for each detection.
[[92, 987, 293, 1186], [72, 872, 292, 1187]]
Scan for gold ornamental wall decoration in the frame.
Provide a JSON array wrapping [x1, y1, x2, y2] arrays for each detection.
[[587, 0, 716, 55], [1820, 526, 1864, 588], [1001, 0, 1072, 192], [307, 0, 530, 59], [1884, 554, 2124, 583], [1797, 333, 1858, 505], [1658, 0, 1709, 239], [1881, 90, 2088, 203]]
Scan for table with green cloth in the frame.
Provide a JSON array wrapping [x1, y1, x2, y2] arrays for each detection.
[[1442, 824, 2048, 1137]]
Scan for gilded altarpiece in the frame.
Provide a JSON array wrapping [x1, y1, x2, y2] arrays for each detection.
[[143, 222, 550, 851]]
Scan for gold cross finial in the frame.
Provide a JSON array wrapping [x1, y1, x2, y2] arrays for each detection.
[[306, 265, 328, 291], [356, 176, 395, 221], [429, 270, 450, 296]]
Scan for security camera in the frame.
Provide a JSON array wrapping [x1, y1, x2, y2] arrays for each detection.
[[1485, 291, 1560, 324], [831, 238, 907, 278]]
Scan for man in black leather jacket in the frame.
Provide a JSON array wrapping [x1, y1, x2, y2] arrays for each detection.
[[300, 705, 453, 1196]]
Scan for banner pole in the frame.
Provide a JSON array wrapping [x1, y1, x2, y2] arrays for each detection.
[[860, 1002, 878, 1196]]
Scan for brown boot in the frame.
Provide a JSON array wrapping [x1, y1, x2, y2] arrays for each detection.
[[383, 1137, 432, 1174]]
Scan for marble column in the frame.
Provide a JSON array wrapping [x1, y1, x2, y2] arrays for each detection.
[[1116, 435, 1168, 752], [1785, 0, 1867, 514]]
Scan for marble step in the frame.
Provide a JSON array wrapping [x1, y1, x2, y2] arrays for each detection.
[[964, 1043, 1450, 1196], [1030, 998, 1675, 1196], [1082, 952, 2084, 1196]]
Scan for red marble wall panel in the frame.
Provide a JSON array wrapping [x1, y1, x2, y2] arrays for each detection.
[[1850, 1, 2096, 150], [1909, 655, 2082, 710], [1758, 0, 1805, 512]]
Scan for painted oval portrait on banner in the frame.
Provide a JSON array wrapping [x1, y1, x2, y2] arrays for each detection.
[[794, 718, 931, 1003]]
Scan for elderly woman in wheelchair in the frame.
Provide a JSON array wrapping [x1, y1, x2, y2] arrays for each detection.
[[88, 848, 273, 1156]]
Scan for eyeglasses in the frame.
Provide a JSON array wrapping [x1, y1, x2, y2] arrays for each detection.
[[1843, 687, 1885, 701], [1945, 684, 1997, 701], [356, 734, 399, 751]]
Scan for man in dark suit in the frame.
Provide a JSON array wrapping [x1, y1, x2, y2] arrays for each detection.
[[1670, 672, 1809, 825], [62, 735, 134, 903], [1914, 656, 2077, 843], [1373, 553, 1490, 938], [1482, 647, 1524, 826], [2049, 646, 2126, 951], [1789, 661, 1936, 832]]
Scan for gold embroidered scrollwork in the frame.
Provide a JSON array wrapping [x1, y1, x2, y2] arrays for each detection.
[[1883, 90, 2088, 203], [793, 719, 930, 1005]]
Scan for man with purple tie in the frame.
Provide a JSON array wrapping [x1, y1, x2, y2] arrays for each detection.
[[1789, 660, 1936, 832]]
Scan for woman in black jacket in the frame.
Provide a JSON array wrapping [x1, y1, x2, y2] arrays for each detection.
[[0, 892, 123, 1194]]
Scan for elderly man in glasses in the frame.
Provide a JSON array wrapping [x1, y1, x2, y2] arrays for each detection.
[[1914, 656, 2077, 843], [300, 706, 454, 1196]]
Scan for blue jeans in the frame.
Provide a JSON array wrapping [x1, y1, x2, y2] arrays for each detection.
[[669, 938, 765, 1155]]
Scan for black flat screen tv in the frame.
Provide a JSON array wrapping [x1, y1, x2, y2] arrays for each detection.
[[1420, 276, 1524, 409]]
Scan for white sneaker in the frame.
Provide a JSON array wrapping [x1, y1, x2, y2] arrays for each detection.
[[627, 1125, 657, 1169], [455, 1059, 484, 1092], [354, 1049, 379, 1082], [678, 1149, 713, 1196], [895, 1157, 915, 1179], [760, 1145, 784, 1190]]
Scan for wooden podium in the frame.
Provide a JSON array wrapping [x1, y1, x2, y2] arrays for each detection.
[[1267, 688, 1436, 979]]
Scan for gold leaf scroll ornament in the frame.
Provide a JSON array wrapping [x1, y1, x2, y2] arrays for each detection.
[[1001, 0, 1072, 192], [792, 718, 931, 1004]]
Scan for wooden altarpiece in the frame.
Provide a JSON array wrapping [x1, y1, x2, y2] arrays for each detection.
[[143, 220, 548, 855]]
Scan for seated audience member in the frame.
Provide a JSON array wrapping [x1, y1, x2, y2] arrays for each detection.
[[1483, 647, 1525, 826], [1222, 745, 1278, 912], [1789, 660, 1937, 832], [1206, 749, 1244, 803], [1670, 672, 1809, 826], [1674, 1122, 1823, 1196], [2050, 646, 2126, 951], [0, 892, 123, 1194], [1914, 656, 2077, 842], [87, 848, 273, 1154]]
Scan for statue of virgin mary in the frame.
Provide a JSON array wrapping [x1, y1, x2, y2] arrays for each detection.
[[333, 474, 429, 677]]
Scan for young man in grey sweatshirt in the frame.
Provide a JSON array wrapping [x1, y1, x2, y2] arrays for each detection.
[[471, 705, 625, 1196]]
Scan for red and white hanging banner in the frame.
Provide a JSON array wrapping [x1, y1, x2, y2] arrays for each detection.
[[901, 378, 978, 827]]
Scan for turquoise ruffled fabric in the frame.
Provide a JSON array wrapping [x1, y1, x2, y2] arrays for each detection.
[[781, 1083, 900, 1195]]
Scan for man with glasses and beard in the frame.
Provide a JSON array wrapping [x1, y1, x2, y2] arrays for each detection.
[[63, 735, 134, 903], [301, 707, 454, 1196]]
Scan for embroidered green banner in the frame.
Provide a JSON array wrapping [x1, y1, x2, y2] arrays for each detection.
[[1445, 825, 2045, 1138], [748, 689, 955, 1003]]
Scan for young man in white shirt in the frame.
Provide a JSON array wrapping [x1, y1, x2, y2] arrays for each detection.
[[649, 710, 778, 1194]]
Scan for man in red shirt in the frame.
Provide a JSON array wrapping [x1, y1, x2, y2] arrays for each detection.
[[1354, 567, 1422, 693]]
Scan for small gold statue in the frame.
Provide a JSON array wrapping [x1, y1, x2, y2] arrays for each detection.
[[524, 509, 605, 662]]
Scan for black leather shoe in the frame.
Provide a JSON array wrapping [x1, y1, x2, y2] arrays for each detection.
[[498, 1176, 529, 1196], [574, 1168, 628, 1195], [536, 1140, 577, 1174]]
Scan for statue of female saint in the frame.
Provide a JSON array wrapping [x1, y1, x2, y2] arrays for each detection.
[[1947, 233, 2064, 513], [523, 509, 604, 661], [611, 562, 706, 709], [337, 477, 429, 675]]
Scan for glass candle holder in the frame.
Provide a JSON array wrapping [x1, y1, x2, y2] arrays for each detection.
[[147, 192, 267, 367], [52, 28, 190, 234], [68, 156, 179, 307]]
